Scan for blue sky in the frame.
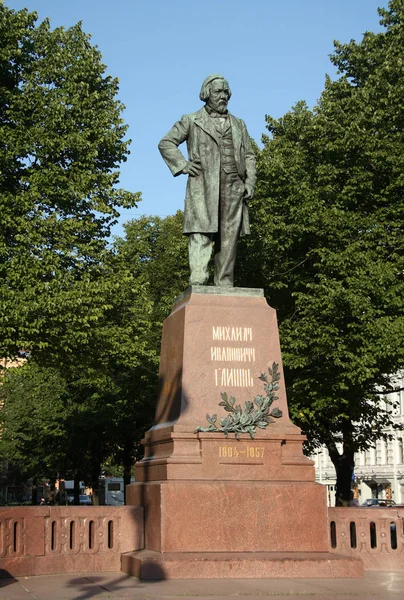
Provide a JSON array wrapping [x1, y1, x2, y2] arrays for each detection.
[[6, 0, 388, 238]]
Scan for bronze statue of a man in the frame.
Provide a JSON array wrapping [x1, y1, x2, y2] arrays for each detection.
[[158, 74, 256, 287]]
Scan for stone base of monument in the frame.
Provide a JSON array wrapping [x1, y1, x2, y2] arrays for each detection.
[[123, 476, 363, 579], [123, 288, 363, 579], [126, 479, 329, 553], [122, 550, 362, 580]]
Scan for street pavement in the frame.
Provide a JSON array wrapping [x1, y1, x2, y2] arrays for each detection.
[[0, 571, 403, 599]]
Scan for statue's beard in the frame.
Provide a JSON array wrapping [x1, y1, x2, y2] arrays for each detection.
[[209, 100, 228, 114]]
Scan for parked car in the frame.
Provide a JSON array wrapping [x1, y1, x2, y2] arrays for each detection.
[[79, 494, 92, 505], [361, 498, 396, 507]]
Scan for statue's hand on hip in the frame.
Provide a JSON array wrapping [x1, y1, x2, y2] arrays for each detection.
[[244, 183, 254, 200], [182, 160, 202, 177]]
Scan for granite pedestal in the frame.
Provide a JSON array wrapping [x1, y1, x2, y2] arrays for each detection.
[[124, 287, 362, 579]]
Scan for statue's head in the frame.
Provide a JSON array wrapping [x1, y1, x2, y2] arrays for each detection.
[[199, 74, 231, 114]]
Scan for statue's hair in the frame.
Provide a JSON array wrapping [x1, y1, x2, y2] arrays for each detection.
[[199, 74, 232, 102]]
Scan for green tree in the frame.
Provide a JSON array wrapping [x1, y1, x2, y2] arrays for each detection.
[[117, 211, 189, 341], [0, 6, 186, 501], [69, 247, 159, 499], [0, 233, 158, 503], [0, 4, 139, 362], [0, 365, 77, 487], [238, 0, 404, 505], [107, 211, 189, 496], [0, 362, 122, 504]]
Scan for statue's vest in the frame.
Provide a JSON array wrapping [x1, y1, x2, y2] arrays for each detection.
[[218, 123, 238, 174]]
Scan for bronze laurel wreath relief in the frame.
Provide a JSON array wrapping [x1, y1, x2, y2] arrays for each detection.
[[195, 362, 283, 439]]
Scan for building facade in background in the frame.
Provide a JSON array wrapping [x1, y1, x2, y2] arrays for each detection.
[[314, 372, 404, 506]]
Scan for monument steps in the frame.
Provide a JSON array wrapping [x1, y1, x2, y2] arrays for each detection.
[[122, 550, 363, 580]]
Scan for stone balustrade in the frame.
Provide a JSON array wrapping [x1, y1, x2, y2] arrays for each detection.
[[329, 507, 404, 571], [0, 505, 143, 577], [1, 505, 403, 578]]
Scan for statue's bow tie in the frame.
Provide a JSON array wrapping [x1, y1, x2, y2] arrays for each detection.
[[209, 112, 228, 118]]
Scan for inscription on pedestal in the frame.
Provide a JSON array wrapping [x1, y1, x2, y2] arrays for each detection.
[[219, 445, 265, 458], [211, 326, 256, 388], [218, 444, 265, 465]]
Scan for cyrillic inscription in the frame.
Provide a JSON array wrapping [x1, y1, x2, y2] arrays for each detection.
[[211, 325, 255, 387], [212, 326, 253, 342], [214, 367, 254, 387], [210, 346, 256, 362]]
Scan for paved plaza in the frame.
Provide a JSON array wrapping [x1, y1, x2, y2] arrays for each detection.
[[0, 571, 403, 600]]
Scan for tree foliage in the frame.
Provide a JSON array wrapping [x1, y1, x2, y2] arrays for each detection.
[[0, 212, 187, 501], [0, 243, 157, 501], [0, 364, 71, 482], [0, 4, 139, 361], [117, 211, 189, 334], [0, 4, 157, 501], [238, 0, 404, 504]]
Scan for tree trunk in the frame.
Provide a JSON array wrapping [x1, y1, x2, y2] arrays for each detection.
[[326, 437, 355, 506], [123, 459, 132, 505], [31, 479, 37, 505], [92, 484, 99, 505], [334, 454, 354, 506], [73, 474, 80, 505], [120, 436, 137, 505], [90, 465, 100, 506]]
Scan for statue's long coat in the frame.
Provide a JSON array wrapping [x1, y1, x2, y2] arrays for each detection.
[[158, 107, 256, 235]]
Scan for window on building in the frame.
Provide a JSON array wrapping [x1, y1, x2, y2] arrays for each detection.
[[108, 483, 121, 491], [387, 442, 394, 464], [398, 438, 404, 465], [376, 442, 382, 465]]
